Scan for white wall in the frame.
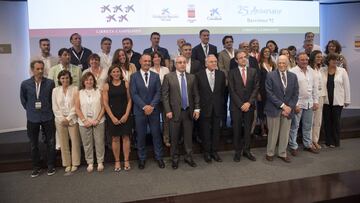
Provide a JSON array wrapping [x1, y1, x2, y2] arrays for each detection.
[[320, 2, 360, 108], [0, 1, 29, 132]]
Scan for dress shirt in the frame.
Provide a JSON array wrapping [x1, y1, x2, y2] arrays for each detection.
[[140, 69, 150, 88], [20, 77, 55, 122], [238, 65, 247, 84], [185, 58, 192, 73], [98, 51, 112, 69], [175, 70, 200, 112], [201, 42, 209, 56], [78, 88, 105, 126], [290, 65, 319, 109], [206, 68, 215, 91], [52, 85, 78, 125]]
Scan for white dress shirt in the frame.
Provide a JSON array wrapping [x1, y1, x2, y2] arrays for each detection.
[[98, 51, 112, 70], [186, 58, 192, 74], [206, 68, 215, 91], [140, 69, 150, 88], [201, 42, 209, 56], [52, 86, 78, 125], [290, 65, 319, 109]]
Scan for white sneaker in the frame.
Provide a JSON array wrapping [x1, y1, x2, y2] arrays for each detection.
[[97, 163, 104, 172], [87, 164, 94, 172], [65, 166, 71, 172]]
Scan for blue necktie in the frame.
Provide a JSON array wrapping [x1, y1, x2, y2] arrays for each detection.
[[180, 73, 188, 110]]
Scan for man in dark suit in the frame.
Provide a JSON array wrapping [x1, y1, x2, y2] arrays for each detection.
[[191, 29, 218, 69], [264, 55, 299, 163], [196, 55, 226, 163], [130, 54, 164, 169], [122, 37, 141, 71], [228, 51, 259, 162], [68, 33, 92, 71], [180, 43, 202, 74], [143, 32, 171, 68], [162, 55, 200, 169]]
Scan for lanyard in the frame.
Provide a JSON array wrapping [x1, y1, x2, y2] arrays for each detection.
[[72, 48, 84, 63], [35, 81, 41, 100]]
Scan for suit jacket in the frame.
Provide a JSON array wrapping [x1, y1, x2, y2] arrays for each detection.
[[191, 43, 218, 69], [162, 72, 200, 122], [130, 51, 142, 71], [130, 71, 161, 116], [190, 59, 202, 74], [196, 69, 226, 118], [218, 49, 237, 80], [259, 66, 276, 102], [228, 66, 259, 111], [264, 70, 299, 118]]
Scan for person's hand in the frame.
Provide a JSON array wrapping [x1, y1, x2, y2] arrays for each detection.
[[295, 105, 301, 114], [241, 102, 251, 112], [282, 105, 292, 115], [166, 112, 173, 119], [91, 119, 99, 126], [119, 114, 129, 124], [111, 116, 120, 125], [83, 119, 92, 128], [61, 118, 69, 126], [312, 103, 319, 111], [193, 111, 200, 120]]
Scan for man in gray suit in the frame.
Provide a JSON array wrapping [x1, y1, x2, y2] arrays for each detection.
[[228, 51, 259, 162], [264, 55, 299, 163], [162, 56, 200, 169]]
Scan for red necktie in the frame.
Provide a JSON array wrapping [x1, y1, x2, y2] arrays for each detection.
[[241, 67, 246, 86]]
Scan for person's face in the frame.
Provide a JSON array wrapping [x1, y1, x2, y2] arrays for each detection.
[[239, 42, 249, 54], [281, 50, 290, 58], [267, 42, 275, 53], [118, 51, 126, 64], [250, 40, 259, 51], [224, 37, 233, 49], [297, 54, 309, 69], [235, 52, 248, 67], [84, 76, 94, 89], [152, 54, 161, 66], [305, 33, 314, 41], [101, 40, 112, 53], [206, 56, 218, 71], [110, 67, 121, 80], [277, 57, 288, 72], [140, 55, 151, 71], [151, 34, 160, 47], [175, 56, 187, 72], [263, 48, 271, 59], [39, 41, 50, 55], [89, 57, 100, 68], [177, 39, 185, 49], [32, 62, 44, 78], [60, 74, 70, 87], [305, 42, 313, 53], [315, 53, 323, 65], [328, 59, 337, 68], [289, 49, 297, 57], [200, 31, 210, 44], [328, 42, 337, 54], [70, 34, 82, 47], [122, 39, 133, 52], [60, 51, 71, 65], [181, 45, 192, 58]]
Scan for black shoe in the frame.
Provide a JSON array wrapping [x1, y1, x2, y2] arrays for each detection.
[[157, 159, 165, 169], [172, 160, 179, 169], [211, 152, 223, 162], [138, 160, 146, 169], [233, 153, 241, 162], [243, 152, 256, 161], [47, 168, 56, 176], [204, 154, 212, 163], [31, 168, 41, 178], [184, 158, 197, 167]]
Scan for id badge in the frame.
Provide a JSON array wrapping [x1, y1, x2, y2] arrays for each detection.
[[35, 101, 42, 110], [86, 111, 94, 118]]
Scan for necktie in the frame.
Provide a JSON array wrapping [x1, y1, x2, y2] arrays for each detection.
[[241, 67, 246, 86], [209, 71, 215, 92], [180, 73, 188, 110], [281, 71, 287, 88], [204, 44, 208, 56], [144, 72, 148, 84]]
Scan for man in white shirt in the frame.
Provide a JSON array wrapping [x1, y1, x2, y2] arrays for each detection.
[[298, 32, 321, 54], [289, 52, 319, 155], [31, 38, 58, 77], [98, 37, 112, 70]]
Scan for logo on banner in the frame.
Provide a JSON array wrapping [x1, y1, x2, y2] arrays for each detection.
[[100, 4, 135, 23], [207, 8, 222, 21], [153, 8, 179, 21], [187, 5, 196, 23]]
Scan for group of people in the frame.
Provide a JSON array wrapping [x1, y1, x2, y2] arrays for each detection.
[[21, 30, 351, 178]]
